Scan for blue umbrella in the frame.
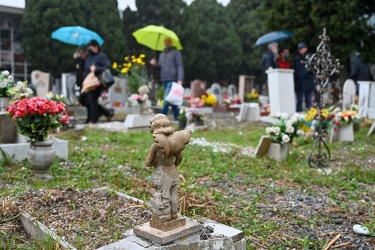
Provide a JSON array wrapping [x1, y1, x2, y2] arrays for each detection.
[[254, 31, 293, 47], [51, 26, 104, 46]]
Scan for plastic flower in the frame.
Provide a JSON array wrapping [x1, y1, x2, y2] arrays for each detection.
[[286, 126, 294, 133], [282, 134, 290, 143], [0, 70, 16, 97], [201, 93, 217, 106], [273, 127, 280, 135], [7, 81, 33, 99], [305, 108, 317, 121], [266, 127, 274, 134]]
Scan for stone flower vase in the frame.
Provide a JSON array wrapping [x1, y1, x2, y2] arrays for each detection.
[[132, 104, 141, 114], [0, 97, 9, 112], [27, 140, 55, 173], [178, 120, 187, 130], [267, 142, 290, 161]]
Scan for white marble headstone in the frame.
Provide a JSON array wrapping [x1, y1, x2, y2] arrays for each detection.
[[227, 84, 237, 98], [61, 73, 77, 104], [211, 83, 222, 105], [342, 79, 356, 110], [31, 70, 50, 98], [184, 88, 192, 97]]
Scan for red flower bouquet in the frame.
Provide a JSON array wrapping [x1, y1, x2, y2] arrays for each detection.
[[6, 96, 69, 142]]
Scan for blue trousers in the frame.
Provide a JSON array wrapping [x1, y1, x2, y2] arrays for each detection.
[[162, 81, 179, 120], [296, 91, 312, 112]]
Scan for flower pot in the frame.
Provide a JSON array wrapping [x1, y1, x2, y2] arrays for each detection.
[[27, 140, 55, 173], [267, 142, 289, 161], [0, 97, 9, 112], [178, 120, 187, 130], [194, 118, 204, 126], [330, 123, 354, 143]]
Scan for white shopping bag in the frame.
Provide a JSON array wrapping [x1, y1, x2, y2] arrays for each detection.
[[164, 82, 184, 106]]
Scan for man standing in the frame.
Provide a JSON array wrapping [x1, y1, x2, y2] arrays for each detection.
[[151, 37, 184, 120], [349, 52, 373, 94], [262, 42, 278, 72], [294, 42, 315, 112]]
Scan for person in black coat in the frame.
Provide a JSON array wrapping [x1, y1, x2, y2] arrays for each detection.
[[294, 42, 316, 112], [262, 42, 279, 73], [349, 52, 373, 94], [81, 39, 114, 123]]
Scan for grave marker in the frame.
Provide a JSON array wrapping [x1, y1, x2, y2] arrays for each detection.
[[31, 70, 50, 98], [342, 79, 356, 110]]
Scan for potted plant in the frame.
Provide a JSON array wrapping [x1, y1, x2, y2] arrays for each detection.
[[177, 108, 187, 130], [186, 109, 204, 126], [331, 105, 359, 142], [246, 88, 260, 103], [0, 70, 16, 111], [6, 96, 69, 172], [265, 113, 305, 160]]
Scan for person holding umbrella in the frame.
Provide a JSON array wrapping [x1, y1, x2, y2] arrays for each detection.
[[150, 37, 184, 120], [82, 39, 114, 123]]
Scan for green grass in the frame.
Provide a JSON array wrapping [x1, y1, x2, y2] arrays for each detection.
[[1, 121, 374, 249]]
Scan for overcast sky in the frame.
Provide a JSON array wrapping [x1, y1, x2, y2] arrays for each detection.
[[0, 0, 230, 10]]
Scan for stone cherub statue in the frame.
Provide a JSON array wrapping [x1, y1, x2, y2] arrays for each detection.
[[146, 114, 191, 231], [138, 85, 153, 114]]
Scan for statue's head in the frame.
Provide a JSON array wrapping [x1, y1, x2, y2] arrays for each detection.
[[138, 85, 149, 95], [149, 114, 174, 134]]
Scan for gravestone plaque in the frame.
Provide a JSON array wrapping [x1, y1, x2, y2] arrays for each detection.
[[0, 113, 17, 144], [108, 77, 128, 107], [211, 83, 222, 105], [61, 73, 77, 104], [238, 75, 255, 103], [31, 70, 50, 98], [191, 80, 207, 98], [227, 84, 237, 99], [184, 87, 192, 97], [342, 79, 356, 110]]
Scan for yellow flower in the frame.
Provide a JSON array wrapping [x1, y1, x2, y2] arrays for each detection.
[[300, 124, 311, 132], [321, 109, 328, 118], [140, 54, 146, 58], [112, 62, 118, 69], [124, 56, 129, 61], [136, 58, 143, 64], [132, 59, 137, 63], [305, 108, 317, 121], [127, 63, 132, 68], [141, 62, 146, 66], [121, 68, 129, 73], [131, 55, 135, 59]]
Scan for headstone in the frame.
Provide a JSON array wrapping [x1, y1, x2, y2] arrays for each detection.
[[191, 80, 207, 98], [238, 75, 255, 103], [124, 114, 153, 129], [108, 77, 128, 108], [61, 73, 77, 105], [227, 84, 237, 99], [342, 79, 356, 110], [210, 83, 222, 105], [266, 68, 296, 115], [367, 121, 375, 137], [253, 136, 273, 157], [184, 87, 192, 97], [237, 103, 260, 122], [0, 112, 17, 144], [31, 70, 50, 98], [358, 81, 375, 119]]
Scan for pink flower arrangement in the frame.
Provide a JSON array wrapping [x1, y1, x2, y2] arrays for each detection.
[[6, 96, 69, 142]]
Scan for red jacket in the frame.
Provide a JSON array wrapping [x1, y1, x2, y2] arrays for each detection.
[[278, 58, 290, 69]]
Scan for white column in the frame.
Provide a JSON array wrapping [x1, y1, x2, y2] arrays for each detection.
[[266, 68, 296, 116]]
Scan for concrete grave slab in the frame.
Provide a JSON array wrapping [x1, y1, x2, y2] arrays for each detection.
[[253, 136, 273, 157]]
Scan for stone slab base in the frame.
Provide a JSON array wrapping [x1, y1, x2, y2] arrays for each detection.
[[0, 137, 68, 162], [124, 114, 153, 128], [133, 216, 200, 245], [150, 214, 186, 231]]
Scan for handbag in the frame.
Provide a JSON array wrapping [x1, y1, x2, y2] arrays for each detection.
[[81, 72, 100, 93], [100, 69, 115, 89], [164, 82, 184, 106]]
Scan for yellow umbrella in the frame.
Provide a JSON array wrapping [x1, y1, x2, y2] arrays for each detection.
[[132, 25, 183, 51]]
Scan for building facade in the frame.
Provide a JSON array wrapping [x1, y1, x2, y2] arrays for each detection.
[[0, 5, 30, 81]]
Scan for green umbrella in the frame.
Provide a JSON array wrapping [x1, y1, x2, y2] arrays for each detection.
[[132, 25, 183, 51]]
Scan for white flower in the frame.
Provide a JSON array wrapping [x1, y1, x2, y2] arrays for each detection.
[[282, 134, 290, 143], [273, 127, 280, 135], [297, 129, 305, 136], [275, 112, 281, 118], [286, 126, 294, 133], [286, 121, 293, 128], [0, 82, 7, 88], [1, 70, 10, 76], [16, 81, 24, 87], [280, 113, 289, 120], [266, 127, 273, 134], [7, 75, 14, 81]]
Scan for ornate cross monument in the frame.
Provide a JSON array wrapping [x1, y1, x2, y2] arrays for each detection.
[[303, 29, 341, 168]]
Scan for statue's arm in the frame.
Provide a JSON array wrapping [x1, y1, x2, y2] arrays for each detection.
[[145, 143, 158, 167], [175, 153, 183, 166]]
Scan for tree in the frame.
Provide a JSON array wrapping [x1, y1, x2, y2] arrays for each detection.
[[259, 0, 375, 75], [20, 0, 126, 77], [180, 0, 242, 84], [227, 0, 266, 82]]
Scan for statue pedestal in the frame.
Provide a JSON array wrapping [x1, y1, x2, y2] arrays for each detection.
[[266, 68, 296, 116], [124, 114, 153, 129], [133, 216, 200, 245]]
